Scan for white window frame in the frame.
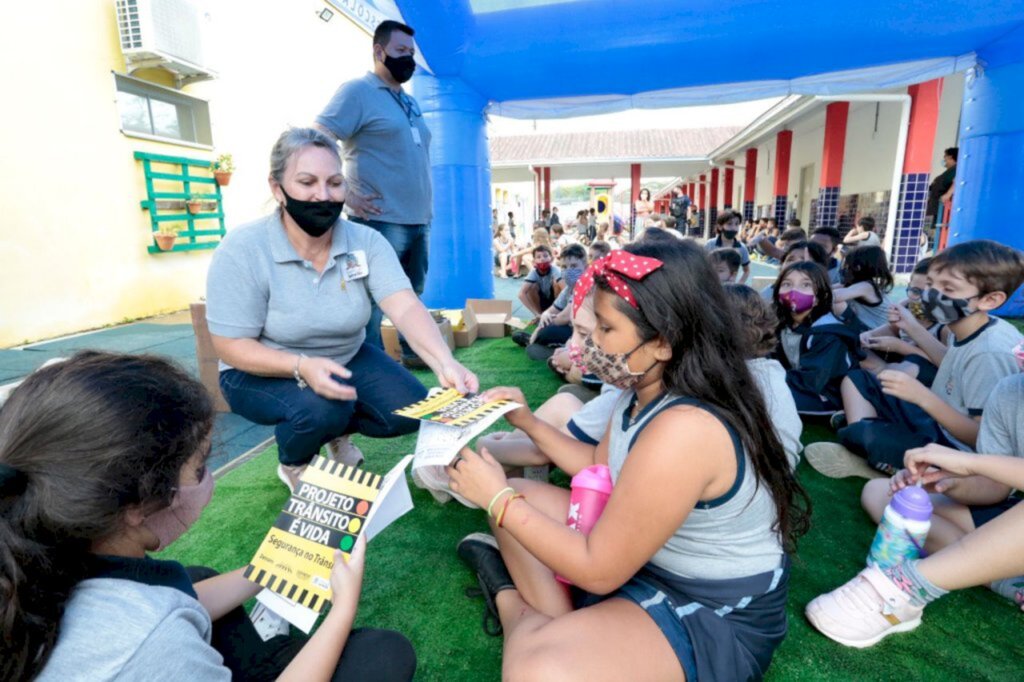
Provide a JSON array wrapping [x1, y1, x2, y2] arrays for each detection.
[[112, 72, 213, 148]]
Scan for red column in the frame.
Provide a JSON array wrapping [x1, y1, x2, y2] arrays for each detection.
[[543, 167, 551, 212], [891, 78, 944, 273], [723, 161, 734, 210], [698, 174, 707, 234], [773, 130, 793, 227], [709, 167, 720, 228], [816, 101, 850, 228], [743, 148, 757, 220], [630, 162, 642, 234]]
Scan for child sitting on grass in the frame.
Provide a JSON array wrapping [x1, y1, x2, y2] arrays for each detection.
[[805, 240, 1024, 480], [450, 240, 810, 681], [518, 245, 563, 320], [773, 261, 863, 415], [807, 386, 1024, 649], [832, 245, 896, 332]]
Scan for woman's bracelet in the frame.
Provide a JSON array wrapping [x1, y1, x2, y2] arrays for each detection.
[[294, 354, 308, 390], [497, 493, 525, 529], [487, 486, 515, 518]]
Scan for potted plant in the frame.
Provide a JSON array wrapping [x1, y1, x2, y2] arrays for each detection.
[[187, 193, 210, 214], [154, 223, 183, 251], [212, 153, 234, 186]]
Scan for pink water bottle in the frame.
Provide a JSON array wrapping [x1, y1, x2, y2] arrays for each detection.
[[557, 465, 613, 585]]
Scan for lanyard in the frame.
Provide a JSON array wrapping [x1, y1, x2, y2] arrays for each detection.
[[387, 89, 418, 125]]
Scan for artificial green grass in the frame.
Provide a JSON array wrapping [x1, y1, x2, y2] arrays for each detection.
[[162, 337, 1024, 681]]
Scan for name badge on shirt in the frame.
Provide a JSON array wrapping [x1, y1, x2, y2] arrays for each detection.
[[342, 250, 369, 283], [411, 126, 422, 146]]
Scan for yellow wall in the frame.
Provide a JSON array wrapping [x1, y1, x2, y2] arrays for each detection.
[[0, 0, 370, 346]]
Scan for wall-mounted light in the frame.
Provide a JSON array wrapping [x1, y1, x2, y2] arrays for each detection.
[[318, 7, 334, 22]]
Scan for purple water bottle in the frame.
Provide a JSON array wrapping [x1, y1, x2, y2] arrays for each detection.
[[867, 486, 933, 570], [557, 464, 613, 585]]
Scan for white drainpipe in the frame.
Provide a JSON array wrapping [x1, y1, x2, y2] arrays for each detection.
[[815, 94, 912, 261]]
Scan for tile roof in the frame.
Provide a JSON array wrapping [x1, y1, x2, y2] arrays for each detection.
[[489, 127, 742, 164]]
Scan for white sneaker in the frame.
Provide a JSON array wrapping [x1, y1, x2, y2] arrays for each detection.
[[804, 442, 885, 480], [411, 467, 452, 504], [249, 602, 290, 642], [325, 436, 365, 468], [277, 463, 306, 494], [806, 565, 924, 648]]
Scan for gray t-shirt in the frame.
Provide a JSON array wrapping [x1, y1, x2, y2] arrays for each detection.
[[703, 236, 751, 266], [206, 213, 411, 369], [932, 317, 1023, 419], [524, 264, 562, 298], [317, 72, 432, 225], [977, 373, 1024, 457], [566, 384, 623, 444], [39, 578, 228, 681], [748, 357, 803, 469]]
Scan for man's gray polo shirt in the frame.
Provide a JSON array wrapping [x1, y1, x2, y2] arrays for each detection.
[[206, 212, 411, 369], [317, 72, 432, 226]]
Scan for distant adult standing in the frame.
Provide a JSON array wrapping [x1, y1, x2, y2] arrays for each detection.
[[669, 186, 691, 234], [927, 147, 958, 235], [507, 210, 517, 238], [634, 187, 653, 229], [316, 20, 431, 351], [548, 206, 561, 227]]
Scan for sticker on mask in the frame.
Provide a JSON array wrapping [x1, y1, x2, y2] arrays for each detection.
[[343, 250, 369, 282]]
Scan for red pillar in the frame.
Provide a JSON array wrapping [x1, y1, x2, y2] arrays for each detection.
[[816, 101, 849, 229], [709, 167, 720, 229], [688, 181, 695, 202], [723, 161, 734, 210], [891, 78, 944, 273], [773, 130, 793, 228], [698, 174, 707, 234], [543, 166, 551, 213], [743, 148, 757, 220]]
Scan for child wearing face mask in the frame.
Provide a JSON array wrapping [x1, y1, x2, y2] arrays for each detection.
[[704, 211, 751, 283], [773, 261, 864, 416], [0, 352, 415, 682], [805, 240, 1024, 481], [450, 239, 809, 682], [858, 257, 952, 385], [518, 245, 563, 319]]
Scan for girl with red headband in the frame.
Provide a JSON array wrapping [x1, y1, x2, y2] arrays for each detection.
[[448, 241, 811, 681]]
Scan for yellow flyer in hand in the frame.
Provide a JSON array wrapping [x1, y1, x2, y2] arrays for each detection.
[[393, 387, 515, 428]]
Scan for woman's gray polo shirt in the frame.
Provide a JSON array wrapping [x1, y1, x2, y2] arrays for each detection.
[[206, 213, 411, 369]]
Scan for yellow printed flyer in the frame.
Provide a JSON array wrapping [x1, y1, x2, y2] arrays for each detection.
[[393, 388, 515, 428]]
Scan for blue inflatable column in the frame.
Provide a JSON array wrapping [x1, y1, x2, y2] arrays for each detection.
[[412, 72, 493, 308], [948, 30, 1024, 315]]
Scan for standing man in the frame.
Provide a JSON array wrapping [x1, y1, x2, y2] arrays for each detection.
[[549, 206, 561, 227], [315, 20, 431, 352], [669, 186, 691, 235], [927, 147, 958, 240]]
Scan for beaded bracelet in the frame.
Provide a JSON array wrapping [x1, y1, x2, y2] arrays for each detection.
[[497, 493, 525, 528], [487, 487, 515, 518]]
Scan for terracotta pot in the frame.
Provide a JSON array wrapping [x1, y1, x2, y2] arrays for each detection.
[[187, 200, 205, 214], [154, 233, 177, 251], [214, 171, 232, 186]]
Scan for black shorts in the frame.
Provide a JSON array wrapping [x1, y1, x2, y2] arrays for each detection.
[[969, 497, 1021, 528]]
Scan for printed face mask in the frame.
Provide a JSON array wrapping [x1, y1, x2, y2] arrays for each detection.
[[281, 187, 343, 237], [922, 288, 976, 325], [535, 262, 552, 275], [568, 339, 588, 371], [581, 335, 653, 389], [1013, 341, 1024, 372], [143, 467, 214, 551], [384, 54, 416, 83], [778, 289, 816, 314]]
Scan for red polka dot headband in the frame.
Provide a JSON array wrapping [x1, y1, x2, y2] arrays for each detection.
[[573, 251, 664, 315]]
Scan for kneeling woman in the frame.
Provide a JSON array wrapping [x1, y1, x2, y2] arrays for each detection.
[[0, 352, 415, 681], [206, 128, 477, 491], [449, 241, 811, 681]]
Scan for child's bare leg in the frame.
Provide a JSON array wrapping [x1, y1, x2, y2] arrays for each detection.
[[918, 500, 1024, 591], [477, 392, 583, 467], [886, 360, 921, 379], [518, 284, 542, 317], [861, 479, 973, 554], [859, 350, 887, 374], [842, 375, 878, 423]]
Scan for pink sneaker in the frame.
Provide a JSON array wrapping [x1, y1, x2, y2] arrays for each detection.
[[806, 565, 924, 648]]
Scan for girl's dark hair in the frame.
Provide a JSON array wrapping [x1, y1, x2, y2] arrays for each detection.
[[773, 260, 834, 328], [842, 245, 894, 292], [0, 352, 214, 680], [638, 188, 651, 201], [782, 240, 829, 268], [723, 284, 779, 357], [596, 241, 810, 553]]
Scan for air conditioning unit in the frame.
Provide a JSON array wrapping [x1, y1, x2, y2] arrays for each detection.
[[115, 0, 216, 86]]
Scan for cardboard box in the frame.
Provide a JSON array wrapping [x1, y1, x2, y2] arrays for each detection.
[[381, 317, 455, 362], [441, 307, 479, 347], [189, 303, 232, 413], [466, 299, 513, 338]]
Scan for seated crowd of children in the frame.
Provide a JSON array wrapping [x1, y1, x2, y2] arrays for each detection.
[[3, 209, 1022, 680]]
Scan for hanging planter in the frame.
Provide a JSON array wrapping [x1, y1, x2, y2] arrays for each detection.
[[154, 223, 183, 251], [212, 152, 235, 187], [187, 194, 209, 214]]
